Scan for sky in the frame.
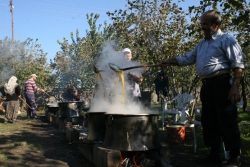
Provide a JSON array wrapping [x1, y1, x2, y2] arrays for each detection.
[[0, 0, 196, 63]]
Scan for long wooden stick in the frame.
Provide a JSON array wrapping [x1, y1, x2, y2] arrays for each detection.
[[44, 92, 61, 102], [44, 92, 50, 97], [19, 97, 32, 109]]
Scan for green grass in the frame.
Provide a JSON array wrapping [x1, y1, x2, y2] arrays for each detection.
[[0, 110, 45, 133], [238, 109, 250, 165], [0, 154, 8, 161], [25, 143, 42, 151], [0, 110, 45, 166]]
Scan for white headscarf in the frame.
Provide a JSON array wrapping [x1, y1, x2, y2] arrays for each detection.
[[4, 76, 18, 95]]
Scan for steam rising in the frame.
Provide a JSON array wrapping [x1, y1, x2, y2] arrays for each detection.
[[89, 41, 154, 114]]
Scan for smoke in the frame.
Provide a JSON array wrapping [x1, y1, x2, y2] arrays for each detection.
[[0, 38, 24, 85], [89, 41, 153, 114]]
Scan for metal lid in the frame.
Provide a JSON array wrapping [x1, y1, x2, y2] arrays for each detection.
[[104, 113, 158, 116], [58, 101, 83, 103]]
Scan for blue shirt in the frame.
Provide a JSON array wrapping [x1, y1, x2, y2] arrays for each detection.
[[176, 29, 245, 79]]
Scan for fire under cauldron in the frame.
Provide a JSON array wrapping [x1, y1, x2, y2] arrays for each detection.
[[87, 111, 106, 142], [103, 113, 161, 151], [58, 101, 83, 117]]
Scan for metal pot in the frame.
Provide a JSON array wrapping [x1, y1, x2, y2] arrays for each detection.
[[87, 111, 106, 142], [103, 113, 161, 151], [47, 104, 59, 115], [58, 101, 82, 117], [82, 100, 90, 112]]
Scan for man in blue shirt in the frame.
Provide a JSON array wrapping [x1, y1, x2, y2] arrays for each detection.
[[161, 10, 244, 167]]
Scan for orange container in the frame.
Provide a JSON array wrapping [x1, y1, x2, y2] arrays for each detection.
[[166, 125, 185, 143]]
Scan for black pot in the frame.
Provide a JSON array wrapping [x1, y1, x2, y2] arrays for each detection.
[[58, 101, 82, 117], [87, 111, 106, 142], [47, 105, 59, 115], [82, 100, 90, 112], [103, 113, 161, 151]]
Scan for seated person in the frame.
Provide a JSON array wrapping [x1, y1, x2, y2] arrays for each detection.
[[62, 86, 80, 101]]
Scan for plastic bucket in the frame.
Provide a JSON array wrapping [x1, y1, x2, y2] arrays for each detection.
[[166, 125, 185, 143]]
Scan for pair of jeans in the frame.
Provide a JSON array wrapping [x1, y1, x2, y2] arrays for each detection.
[[24, 92, 37, 117]]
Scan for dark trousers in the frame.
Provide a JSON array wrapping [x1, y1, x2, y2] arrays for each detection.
[[200, 76, 241, 156], [24, 92, 36, 117]]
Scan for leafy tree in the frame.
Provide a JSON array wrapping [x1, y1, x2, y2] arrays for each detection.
[[187, 0, 250, 101], [106, 0, 198, 96], [51, 0, 250, 100], [52, 13, 115, 91], [0, 37, 51, 89], [0, 37, 52, 108]]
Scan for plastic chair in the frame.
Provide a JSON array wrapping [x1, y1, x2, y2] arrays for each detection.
[[162, 93, 194, 129]]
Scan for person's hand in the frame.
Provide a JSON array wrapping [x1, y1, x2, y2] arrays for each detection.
[[229, 85, 241, 104], [229, 69, 243, 104], [159, 57, 178, 67], [160, 59, 170, 65], [41, 89, 45, 93]]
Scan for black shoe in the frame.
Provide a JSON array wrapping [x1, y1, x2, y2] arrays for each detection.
[[196, 153, 222, 164], [12, 120, 17, 124], [223, 156, 241, 167]]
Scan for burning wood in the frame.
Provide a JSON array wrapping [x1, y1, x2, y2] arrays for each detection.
[[0, 101, 5, 112], [0, 96, 6, 112], [119, 151, 163, 167]]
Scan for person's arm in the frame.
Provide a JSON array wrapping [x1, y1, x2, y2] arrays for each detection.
[[229, 68, 243, 104], [160, 57, 179, 67], [128, 72, 143, 83], [32, 81, 45, 93]]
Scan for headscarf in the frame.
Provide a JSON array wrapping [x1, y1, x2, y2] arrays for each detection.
[[4, 76, 18, 95]]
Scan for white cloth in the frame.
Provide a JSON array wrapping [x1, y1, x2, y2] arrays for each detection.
[[133, 82, 141, 97], [4, 76, 18, 95]]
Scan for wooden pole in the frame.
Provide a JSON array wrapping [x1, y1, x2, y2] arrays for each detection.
[[19, 97, 32, 109]]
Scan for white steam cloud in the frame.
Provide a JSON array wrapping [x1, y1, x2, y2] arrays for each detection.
[[89, 41, 154, 114]]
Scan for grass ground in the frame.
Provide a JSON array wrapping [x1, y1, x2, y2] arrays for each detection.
[[0, 104, 249, 167], [0, 110, 93, 167]]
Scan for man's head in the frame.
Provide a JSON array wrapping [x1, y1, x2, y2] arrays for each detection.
[[73, 88, 78, 95], [200, 10, 221, 39], [122, 48, 132, 61], [30, 74, 38, 80]]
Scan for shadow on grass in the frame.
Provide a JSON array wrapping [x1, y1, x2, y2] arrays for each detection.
[[0, 113, 94, 167]]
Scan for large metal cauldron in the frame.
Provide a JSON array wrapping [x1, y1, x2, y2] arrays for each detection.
[[58, 101, 82, 117], [103, 113, 161, 151], [47, 103, 59, 115], [87, 111, 106, 142]]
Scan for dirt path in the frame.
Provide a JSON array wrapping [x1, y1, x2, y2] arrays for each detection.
[[0, 114, 94, 167], [0, 113, 248, 167]]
